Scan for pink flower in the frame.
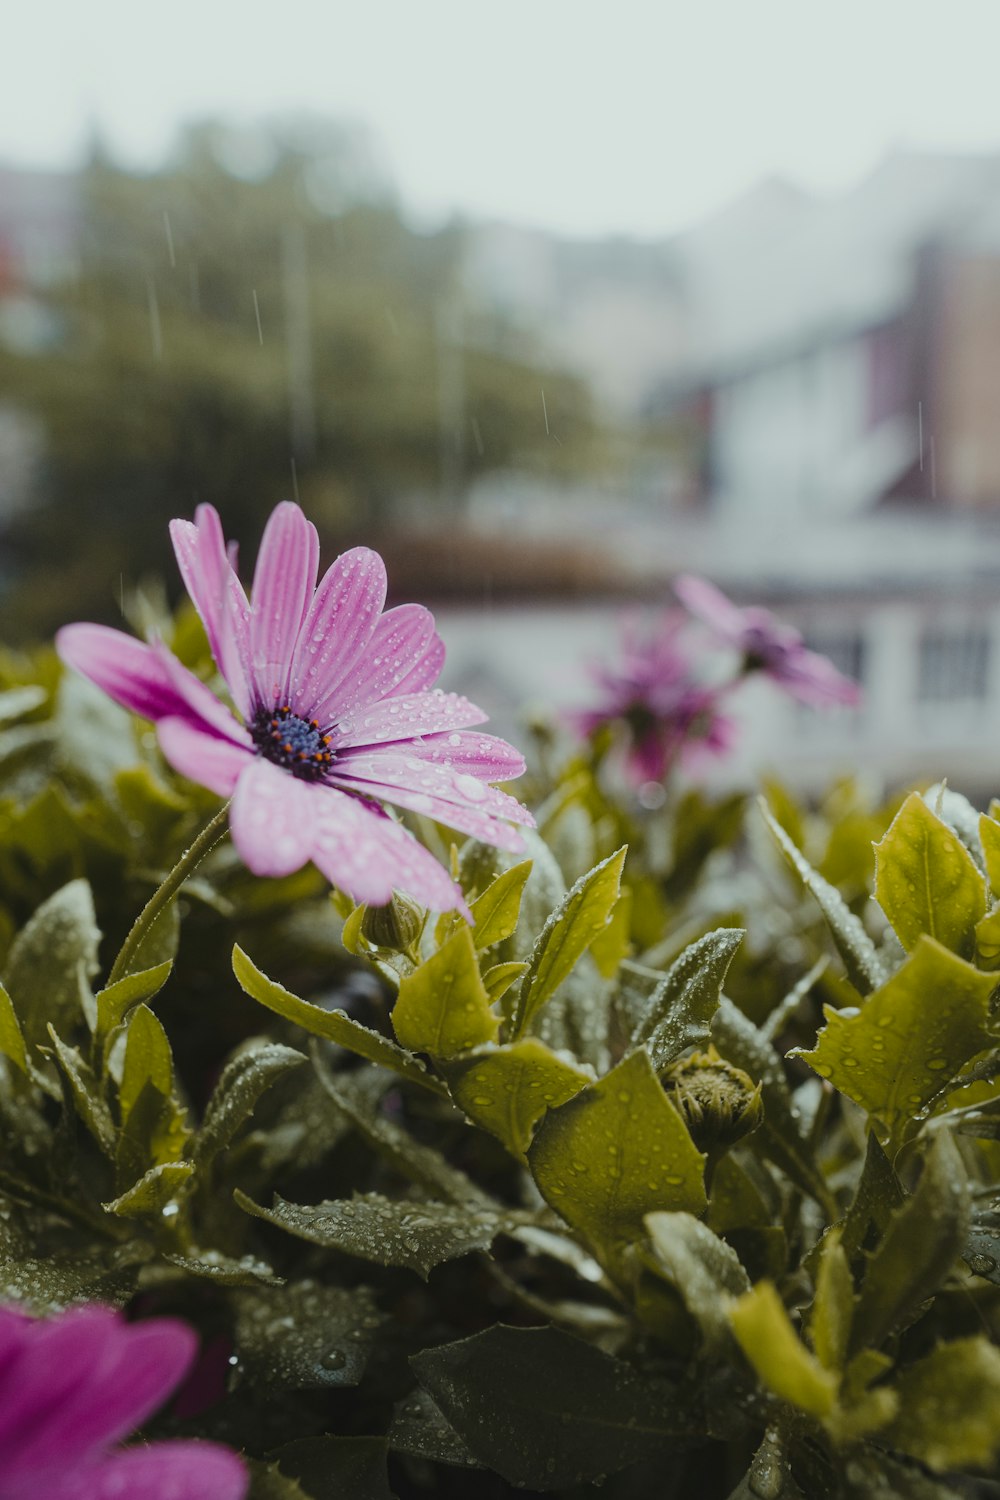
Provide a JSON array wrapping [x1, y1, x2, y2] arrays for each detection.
[[0, 1302, 246, 1500], [571, 611, 737, 783], [58, 503, 533, 916], [674, 575, 862, 708]]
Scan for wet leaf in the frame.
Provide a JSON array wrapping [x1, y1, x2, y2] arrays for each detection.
[[729, 1280, 838, 1418], [794, 937, 996, 1146], [389, 1387, 479, 1470], [0, 980, 29, 1079], [445, 1038, 590, 1160], [232, 1281, 382, 1390], [761, 803, 884, 993], [644, 1210, 750, 1355], [93, 961, 173, 1054], [839, 1131, 904, 1261], [47, 1029, 115, 1154], [851, 1130, 970, 1354], [411, 1324, 688, 1490], [884, 1337, 1000, 1472], [980, 812, 1000, 899], [589, 884, 632, 979], [235, 1189, 507, 1280], [103, 1160, 193, 1220], [391, 926, 498, 1058], [630, 926, 744, 1071], [511, 846, 627, 1039], [4, 879, 101, 1048], [809, 1229, 853, 1372], [193, 1040, 306, 1167], [467, 860, 532, 950], [874, 793, 986, 958], [232, 944, 446, 1096], [481, 960, 528, 1002], [529, 1048, 705, 1278], [273, 1436, 396, 1500]]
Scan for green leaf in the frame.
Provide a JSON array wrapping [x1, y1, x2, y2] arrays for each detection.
[[232, 1281, 382, 1391], [839, 1131, 905, 1262], [729, 1280, 838, 1418], [482, 961, 528, 1002], [193, 1041, 306, 1167], [246, 1460, 311, 1500], [851, 1129, 970, 1354], [980, 812, 1000, 898], [630, 927, 744, 1071], [272, 1436, 395, 1500], [468, 860, 532, 949], [512, 846, 627, 1039], [390, 1389, 478, 1470], [0, 685, 47, 723], [589, 884, 632, 979], [0, 980, 29, 1078], [809, 1229, 853, 1372], [644, 1210, 750, 1356], [884, 1337, 1000, 1472], [445, 1039, 591, 1160], [391, 926, 498, 1058], [411, 1324, 689, 1490], [118, 1004, 174, 1123], [103, 1161, 193, 1219], [528, 1048, 705, 1278], [4, 879, 101, 1048], [115, 1005, 189, 1182], [232, 944, 446, 1096], [874, 793, 986, 958], [761, 802, 884, 993], [47, 1029, 115, 1154], [794, 937, 996, 1146], [235, 1189, 506, 1280], [93, 961, 173, 1055]]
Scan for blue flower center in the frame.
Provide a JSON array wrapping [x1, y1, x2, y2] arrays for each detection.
[[250, 704, 334, 781]]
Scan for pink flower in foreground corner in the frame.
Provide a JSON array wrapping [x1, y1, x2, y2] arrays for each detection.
[[674, 575, 862, 708], [571, 611, 737, 783], [0, 1302, 246, 1500], [58, 502, 533, 915]]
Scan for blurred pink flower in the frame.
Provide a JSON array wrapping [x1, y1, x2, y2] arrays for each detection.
[[674, 575, 862, 707], [0, 1302, 245, 1500], [58, 502, 532, 916], [572, 611, 737, 783]]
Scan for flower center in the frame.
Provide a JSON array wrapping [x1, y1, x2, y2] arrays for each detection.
[[250, 704, 334, 781]]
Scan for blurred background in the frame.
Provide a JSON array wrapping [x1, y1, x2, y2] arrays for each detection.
[[5, 0, 1000, 793]]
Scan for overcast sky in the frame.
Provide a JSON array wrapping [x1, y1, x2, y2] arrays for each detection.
[[8, 0, 1000, 239]]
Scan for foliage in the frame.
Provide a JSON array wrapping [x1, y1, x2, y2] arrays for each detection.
[[1, 623, 1000, 1498]]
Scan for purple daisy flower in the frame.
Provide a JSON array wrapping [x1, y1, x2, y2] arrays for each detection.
[[0, 1302, 246, 1500], [57, 502, 532, 916], [571, 611, 737, 783], [673, 575, 862, 708]]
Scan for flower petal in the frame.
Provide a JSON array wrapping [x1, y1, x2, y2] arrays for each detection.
[[304, 789, 467, 913], [330, 602, 443, 714], [673, 574, 749, 642], [149, 642, 250, 746], [774, 648, 862, 707], [249, 501, 320, 706], [170, 505, 252, 718], [157, 717, 252, 797], [287, 546, 387, 722], [332, 689, 488, 749], [331, 750, 532, 851], [391, 631, 445, 696], [45, 1442, 248, 1500], [57, 625, 195, 724], [229, 758, 316, 878], [394, 729, 526, 781]]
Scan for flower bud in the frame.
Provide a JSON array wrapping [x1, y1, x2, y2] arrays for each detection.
[[360, 891, 425, 952], [663, 1046, 763, 1153]]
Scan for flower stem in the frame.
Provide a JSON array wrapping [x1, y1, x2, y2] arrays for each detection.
[[108, 804, 231, 985]]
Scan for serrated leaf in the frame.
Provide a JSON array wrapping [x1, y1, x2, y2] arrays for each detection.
[[389, 1388, 479, 1470], [631, 927, 744, 1071], [411, 1324, 689, 1490], [839, 1131, 905, 1261], [529, 1048, 705, 1279], [4, 879, 101, 1048], [235, 1189, 506, 1280], [103, 1160, 193, 1219], [512, 846, 627, 1039], [232, 944, 445, 1096], [851, 1130, 970, 1354], [644, 1210, 750, 1356], [794, 937, 996, 1146], [391, 926, 498, 1058], [47, 1029, 115, 1154], [446, 1039, 590, 1160], [232, 1282, 382, 1391], [883, 1337, 1000, 1472], [761, 802, 884, 993], [194, 1041, 306, 1167], [468, 860, 531, 950], [93, 961, 173, 1055], [730, 1280, 838, 1418], [875, 793, 986, 958]]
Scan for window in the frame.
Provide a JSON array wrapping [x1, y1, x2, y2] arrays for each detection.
[[917, 628, 990, 703], [803, 631, 866, 691]]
